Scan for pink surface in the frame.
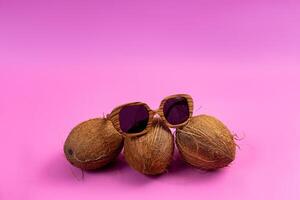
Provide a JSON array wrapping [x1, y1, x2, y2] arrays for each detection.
[[1, 0, 300, 200]]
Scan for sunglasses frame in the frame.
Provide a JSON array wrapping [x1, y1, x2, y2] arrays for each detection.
[[108, 94, 193, 137]]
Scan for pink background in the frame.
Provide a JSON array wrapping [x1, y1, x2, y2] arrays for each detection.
[[1, 0, 300, 199]]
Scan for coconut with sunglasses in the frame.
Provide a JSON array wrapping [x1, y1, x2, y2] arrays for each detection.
[[109, 94, 193, 175], [124, 118, 174, 175]]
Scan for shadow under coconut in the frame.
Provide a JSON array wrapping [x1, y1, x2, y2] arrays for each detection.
[[41, 151, 153, 186], [41, 150, 228, 186], [164, 149, 227, 185], [40, 152, 86, 184], [108, 149, 227, 185], [85, 154, 155, 186]]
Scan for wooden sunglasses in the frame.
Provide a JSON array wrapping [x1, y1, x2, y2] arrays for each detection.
[[107, 94, 193, 137]]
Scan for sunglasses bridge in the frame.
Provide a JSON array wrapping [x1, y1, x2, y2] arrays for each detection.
[[152, 109, 162, 118]]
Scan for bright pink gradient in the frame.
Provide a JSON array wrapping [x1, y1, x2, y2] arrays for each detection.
[[1, 1, 300, 200]]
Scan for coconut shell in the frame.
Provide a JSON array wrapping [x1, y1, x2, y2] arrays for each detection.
[[176, 115, 236, 170], [64, 118, 123, 170], [124, 118, 174, 175]]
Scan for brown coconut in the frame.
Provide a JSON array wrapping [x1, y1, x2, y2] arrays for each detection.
[[124, 118, 174, 175], [64, 118, 123, 170], [176, 115, 236, 170]]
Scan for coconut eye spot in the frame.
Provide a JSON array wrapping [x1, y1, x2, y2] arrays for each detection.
[[67, 149, 73, 156]]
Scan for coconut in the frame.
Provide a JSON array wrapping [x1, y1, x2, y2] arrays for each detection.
[[124, 118, 174, 175], [64, 118, 123, 170], [176, 115, 236, 170]]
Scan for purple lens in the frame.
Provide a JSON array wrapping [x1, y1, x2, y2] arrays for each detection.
[[119, 104, 149, 133], [163, 97, 189, 125]]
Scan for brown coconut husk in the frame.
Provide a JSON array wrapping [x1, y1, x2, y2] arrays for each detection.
[[64, 118, 124, 170], [124, 118, 174, 175], [176, 115, 236, 170]]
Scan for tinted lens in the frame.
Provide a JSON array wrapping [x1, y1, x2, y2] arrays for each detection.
[[163, 97, 189, 125], [119, 104, 149, 133]]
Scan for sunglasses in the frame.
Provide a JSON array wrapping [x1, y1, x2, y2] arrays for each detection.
[[108, 94, 193, 137]]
